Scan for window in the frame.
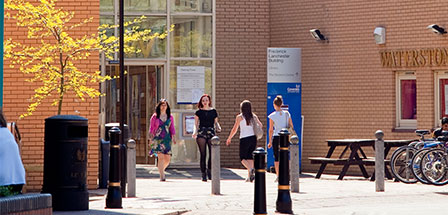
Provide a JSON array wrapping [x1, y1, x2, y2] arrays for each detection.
[[396, 71, 417, 129], [435, 71, 448, 127], [124, 16, 167, 58], [170, 16, 212, 58], [170, 0, 212, 13]]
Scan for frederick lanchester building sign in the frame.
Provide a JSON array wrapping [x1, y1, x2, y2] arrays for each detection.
[[380, 48, 448, 67]]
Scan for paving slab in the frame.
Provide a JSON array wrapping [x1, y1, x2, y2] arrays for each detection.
[[52, 165, 448, 215]]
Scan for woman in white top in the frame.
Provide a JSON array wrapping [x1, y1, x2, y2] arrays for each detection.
[[226, 100, 263, 182], [268, 95, 294, 180], [0, 108, 26, 196]]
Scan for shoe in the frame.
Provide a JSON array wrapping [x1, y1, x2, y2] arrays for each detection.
[[245, 178, 251, 182], [160, 174, 166, 182], [274, 177, 278, 182], [207, 169, 212, 180], [250, 169, 255, 182], [202, 172, 207, 182]]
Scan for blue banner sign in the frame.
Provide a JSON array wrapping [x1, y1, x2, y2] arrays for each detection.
[[266, 48, 302, 171]]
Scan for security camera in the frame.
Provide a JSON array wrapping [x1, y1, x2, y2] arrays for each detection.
[[310, 29, 327, 41], [427, 24, 447, 35]]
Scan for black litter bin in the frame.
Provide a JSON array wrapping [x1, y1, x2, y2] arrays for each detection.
[[42, 115, 89, 211]]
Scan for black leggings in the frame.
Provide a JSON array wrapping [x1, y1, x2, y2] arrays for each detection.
[[196, 137, 212, 173]]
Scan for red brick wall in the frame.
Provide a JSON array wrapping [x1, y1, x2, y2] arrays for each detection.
[[270, 0, 448, 174], [216, 0, 270, 167], [3, 0, 100, 190]]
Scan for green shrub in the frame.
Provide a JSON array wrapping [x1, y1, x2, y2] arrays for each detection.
[[0, 186, 19, 197]]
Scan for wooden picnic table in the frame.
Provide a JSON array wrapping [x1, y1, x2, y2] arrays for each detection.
[[309, 139, 413, 180]]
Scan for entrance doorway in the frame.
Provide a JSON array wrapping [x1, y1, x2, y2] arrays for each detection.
[[104, 64, 163, 164]]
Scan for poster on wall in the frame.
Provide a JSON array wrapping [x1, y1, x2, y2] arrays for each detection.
[[177, 66, 205, 104], [182, 114, 195, 137]]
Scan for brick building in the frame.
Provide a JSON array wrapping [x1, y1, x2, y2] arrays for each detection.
[[3, 0, 100, 190], [4, 0, 448, 190], [269, 0, 448, 175]]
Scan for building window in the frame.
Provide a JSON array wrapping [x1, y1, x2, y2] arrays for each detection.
[[396, 71, 416, 129], [435, 71, 448, 126]]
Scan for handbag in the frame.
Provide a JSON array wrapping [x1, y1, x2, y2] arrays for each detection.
[[285, 112, 297, 142], [214, 121, 222, 133], [252, 115, 263, 140]]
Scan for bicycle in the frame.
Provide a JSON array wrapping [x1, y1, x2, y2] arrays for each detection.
[[390, 130, 435, 183], [419, 135, 448, 185]]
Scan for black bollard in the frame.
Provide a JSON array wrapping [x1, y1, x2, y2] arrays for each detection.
[[106, 127, 122, 208], [99, 138, 110, 189], [276, 128, 293, 214], [253, 147, 267, 215]]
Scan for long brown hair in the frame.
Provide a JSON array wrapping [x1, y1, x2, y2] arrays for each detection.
[[0, 108, 7, 128], [240, 100, 253, 125], [155, 99, 171, 119], [197, 94, 212, 109]]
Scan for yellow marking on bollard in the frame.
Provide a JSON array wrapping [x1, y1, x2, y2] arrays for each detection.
[[278, 185, 290, 190], [109, 182, 120, 187], [256, 169, 266, 173], [111, 145, 120, 148], [280, 147, 289, 150]]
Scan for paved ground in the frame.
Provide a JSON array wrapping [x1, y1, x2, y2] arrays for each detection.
[[53, 165, 448, 215]]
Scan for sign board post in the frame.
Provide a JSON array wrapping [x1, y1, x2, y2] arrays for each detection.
[[266, 48, 302, 172]]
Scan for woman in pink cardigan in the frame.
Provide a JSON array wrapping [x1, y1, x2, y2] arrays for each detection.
[[148, 99, 176, 181]]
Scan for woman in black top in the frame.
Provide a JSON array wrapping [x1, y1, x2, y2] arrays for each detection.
[[193, 94, 221, 181]]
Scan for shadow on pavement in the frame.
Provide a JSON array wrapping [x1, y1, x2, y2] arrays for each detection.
[[54, 209, 140, 215], [137, 166, 245, 180]]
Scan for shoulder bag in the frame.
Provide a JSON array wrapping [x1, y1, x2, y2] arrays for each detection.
[[285, 112, 297, 142], [252, 114, 263, 140]]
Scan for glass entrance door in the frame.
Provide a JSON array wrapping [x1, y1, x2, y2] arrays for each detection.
[[104, 64, 200, 166], [105, 64, 162, 164]]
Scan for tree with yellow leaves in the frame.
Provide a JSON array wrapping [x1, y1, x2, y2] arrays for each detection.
[[4, 0, 171, 118]]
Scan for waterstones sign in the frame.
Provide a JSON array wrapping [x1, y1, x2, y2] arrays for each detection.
[[380, 48, 448, 68]]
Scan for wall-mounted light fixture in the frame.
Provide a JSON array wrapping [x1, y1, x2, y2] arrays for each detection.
[[427, 24, 447, 35], [310, 29, 327, 41], [373, 27, 386, 44]]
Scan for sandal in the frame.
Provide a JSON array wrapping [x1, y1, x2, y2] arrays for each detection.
[[250, 169, 255, 182]]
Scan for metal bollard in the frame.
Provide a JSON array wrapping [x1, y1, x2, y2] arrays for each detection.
[[253, 147, 267, 215], [375, 130, 385, 192], [106, 127, 122, 208], [211, 136, 221, 195], [127, 139, 136, 197], [276, 128, 293, 214], [99, 138, 110, 189], [289, 135, 300, 193], [120, 138, 127, 197]]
